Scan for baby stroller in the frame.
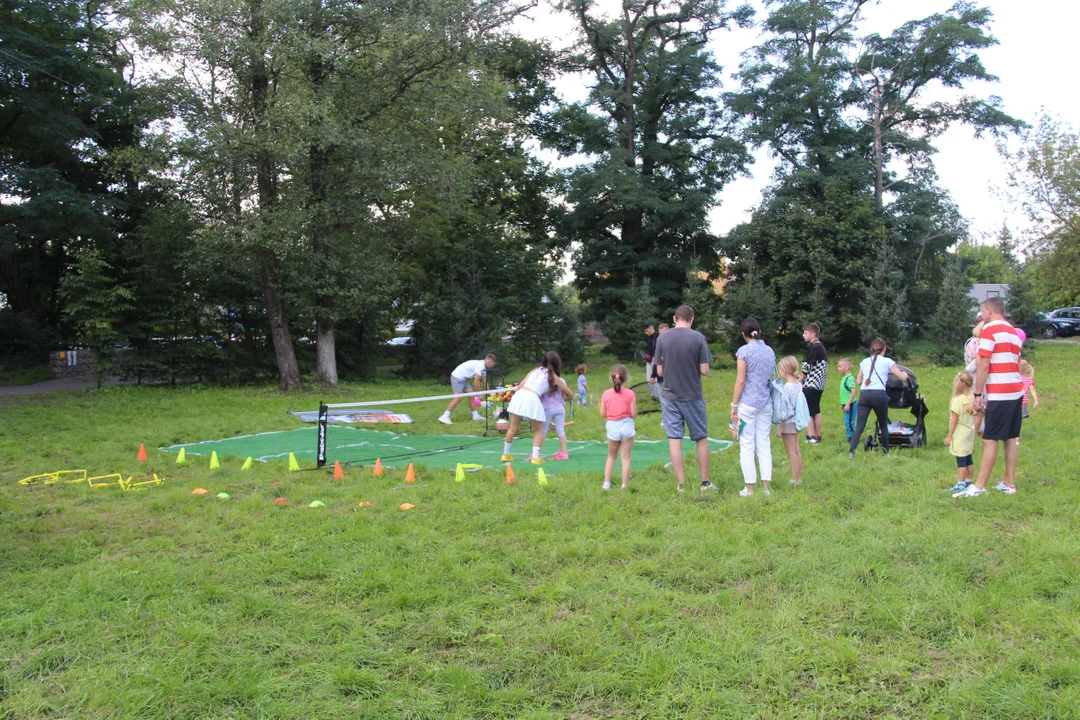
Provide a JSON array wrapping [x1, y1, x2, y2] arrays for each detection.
[[864, 365, 929, 451]]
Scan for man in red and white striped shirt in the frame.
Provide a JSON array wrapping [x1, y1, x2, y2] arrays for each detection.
[[955, 297, 1023, 498]]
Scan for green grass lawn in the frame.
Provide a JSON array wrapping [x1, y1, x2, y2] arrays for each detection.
[[2, 345, 1079, 718]]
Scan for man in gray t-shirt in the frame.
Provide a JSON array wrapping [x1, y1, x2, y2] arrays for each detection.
[[654, 305, 714, 493]]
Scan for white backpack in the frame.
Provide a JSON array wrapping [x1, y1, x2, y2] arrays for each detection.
[[771, 376, 811, 431]]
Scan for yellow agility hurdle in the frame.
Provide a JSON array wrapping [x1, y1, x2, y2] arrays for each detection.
[[87, 473, 124, 489], [18, 470, 88, 486], [121, 474, 163, 491], [44, 470, 87, 485], [18, 473, 57, 486]]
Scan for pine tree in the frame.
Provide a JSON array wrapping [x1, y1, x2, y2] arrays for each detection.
[[603, 276, 659, 362], [859, 243, 909, 353], [60, 250, 133, 388], [927, 254, 975, 364], [1006, 267, 1042, 347], [682, 259, 723, 343], [721, 259, 779, 357]]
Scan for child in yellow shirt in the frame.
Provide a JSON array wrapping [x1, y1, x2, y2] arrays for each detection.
[[944, 371, 977, 493]]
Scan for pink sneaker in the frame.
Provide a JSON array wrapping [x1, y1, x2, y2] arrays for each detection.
[[553, 451, 570, 460]]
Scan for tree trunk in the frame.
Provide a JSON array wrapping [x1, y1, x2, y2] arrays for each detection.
[[248, 0, 299, 391], [316, 317, 337, 385], [873, 82, 884, 207], [259, 251, 300, 390], [305, 27, 339, 387]]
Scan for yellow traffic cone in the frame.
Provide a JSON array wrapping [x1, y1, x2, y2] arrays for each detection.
[[241, 457, 252, 470], [288, 453, 299, 472], [175, 447, 186, 464], [209, 451, 220, 469], [454, 463, 465, 483], [537, 467, 548, 486]]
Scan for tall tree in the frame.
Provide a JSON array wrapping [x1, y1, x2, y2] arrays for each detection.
[[724, 0, 1018, 341], [727, 0, 866, 178], [0, 0, 140, 354], [1002, 115, 1080, 307], [131, 0, 305, 389], [855, 2, 1020, 206], [554, 0, 753, 325], [283, 0, 529, 385]]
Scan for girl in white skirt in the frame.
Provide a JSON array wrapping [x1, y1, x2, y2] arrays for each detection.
[[502, 351, 572, 464]]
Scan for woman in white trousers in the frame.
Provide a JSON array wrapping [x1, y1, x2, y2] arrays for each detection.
[[729, 318, 777, 496]]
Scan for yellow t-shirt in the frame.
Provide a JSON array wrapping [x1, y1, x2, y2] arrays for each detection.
[[949, 393, 976, 457]]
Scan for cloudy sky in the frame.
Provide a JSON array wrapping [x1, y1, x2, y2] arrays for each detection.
[[513, 0, 1080, 246]]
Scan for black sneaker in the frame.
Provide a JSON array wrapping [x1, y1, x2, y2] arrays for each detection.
[[848, 451, 855, 459], [700, 481, 717, 491]]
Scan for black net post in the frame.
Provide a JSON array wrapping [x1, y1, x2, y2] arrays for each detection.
[[316, 402, 328, 468]]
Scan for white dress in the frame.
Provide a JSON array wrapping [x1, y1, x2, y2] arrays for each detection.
[[507, 368, 549, 422]]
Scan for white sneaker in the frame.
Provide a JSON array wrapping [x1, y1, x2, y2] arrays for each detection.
[[762, 488, 771, 496], [789, 479, 801, 486], [472, 412, 484, 421], [739, 488, 753, 497], [953, 485, 986, 498], [995, 481, 1017, 495], [438, 414, 452, 425], [602, 481, 611, 490]]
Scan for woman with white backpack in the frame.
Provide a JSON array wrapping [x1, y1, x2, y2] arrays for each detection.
[[729, 318, 777, 496]]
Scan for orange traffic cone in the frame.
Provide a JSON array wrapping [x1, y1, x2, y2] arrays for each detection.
[[373, 458, 383, 477], [137, 444, 147, 462], [333, 460, 345, 480], [405, 463, 416, 483], [506, 464, 515, 484]]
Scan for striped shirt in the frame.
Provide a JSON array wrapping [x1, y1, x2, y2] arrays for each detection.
[[1021, 376, 1035, 407], [978, 320, 1023, 401]]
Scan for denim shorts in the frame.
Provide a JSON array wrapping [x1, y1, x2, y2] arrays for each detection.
[[606, 417, 636, 441], [660, 396, 708, 441]]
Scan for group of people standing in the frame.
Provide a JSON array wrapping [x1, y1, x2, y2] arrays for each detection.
[[946, 296, 1030, 498], [441, 296, 1031, 498]]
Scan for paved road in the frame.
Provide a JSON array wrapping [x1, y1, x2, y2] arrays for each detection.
[[0, 366, 405, 396], [0, 376, 146, 396]]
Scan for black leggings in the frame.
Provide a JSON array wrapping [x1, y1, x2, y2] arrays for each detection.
[[849, 390, 890, 453]]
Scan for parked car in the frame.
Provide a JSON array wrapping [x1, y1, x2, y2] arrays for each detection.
[[1038, 308, 1080, 339], [385, 336, 415, 346]]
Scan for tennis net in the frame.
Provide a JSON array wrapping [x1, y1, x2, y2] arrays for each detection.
[[317, 386, 515, 468]]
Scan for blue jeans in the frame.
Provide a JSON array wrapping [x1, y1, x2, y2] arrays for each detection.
[[843, 401, 858, 439], [578, 391, 587, 408]]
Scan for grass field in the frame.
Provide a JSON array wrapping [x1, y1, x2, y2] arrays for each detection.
[[2, 344, 1079, 718]]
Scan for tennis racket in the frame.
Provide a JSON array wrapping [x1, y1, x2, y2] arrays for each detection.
[[629, 381, 661, 414]]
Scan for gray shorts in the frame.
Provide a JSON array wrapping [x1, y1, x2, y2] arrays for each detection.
[[451, 376, 472, 394], [660, 396, 708, 441], [542, 406, 566, 437]]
